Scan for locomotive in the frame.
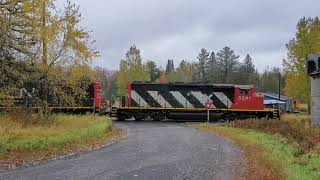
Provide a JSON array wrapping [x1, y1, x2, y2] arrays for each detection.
[[111, 82, 279, 121], [3, 81, 103, 113]]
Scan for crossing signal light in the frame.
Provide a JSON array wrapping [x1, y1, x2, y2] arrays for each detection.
[[307, 54, 320, 77]]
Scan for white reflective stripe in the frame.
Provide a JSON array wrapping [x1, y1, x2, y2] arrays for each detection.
[[147, 91, 172, 107], [131, 90, 149, 107], [191, 91, 216, 108], [170, 91, 194, 108], [213, 92, 233, 108]]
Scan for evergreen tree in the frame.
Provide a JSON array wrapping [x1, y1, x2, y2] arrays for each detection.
[[191, 62, 200, 83], [216, 46, 240, 83], [257, 67, 284, 94], [236, 54, 255, 84], [197, 48, 210, 82], [165, 59, 174, 74], [243, 54, 255, 74], [145, 60, 160, 82], [207, 51, 218, 83], [126, 45, 142, 66]]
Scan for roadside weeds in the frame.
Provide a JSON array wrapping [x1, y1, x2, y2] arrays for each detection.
[[0, 114, 126, 171], [192, 120, 320, 180]]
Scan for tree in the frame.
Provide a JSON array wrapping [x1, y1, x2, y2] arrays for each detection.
[[236, 54, 256, 84], [191, 62, 200, 82], [0, 0, 99, 108], [166, 60, 193, 83], [95, 67, 117, 102], [216, 46, 240, 83], [207, 51, 218, 83], [283, 17, 320, 107], [243, 54, 255, 74], [116, 60, 128, 96], [257, 67, 284, 94], [23, 0, 98, 68], [155, 72, 168, 83], [165, 59, 174, 74], [145, 60, 160, 82], [116, 45, 150, 96], [126, 45, 142, 66], [197, 48, 210, 82]]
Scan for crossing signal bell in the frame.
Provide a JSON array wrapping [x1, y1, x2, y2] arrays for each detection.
[[307, 54, 320, 78]]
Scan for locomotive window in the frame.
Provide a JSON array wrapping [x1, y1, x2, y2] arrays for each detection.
[[241, 89, 248, 96]]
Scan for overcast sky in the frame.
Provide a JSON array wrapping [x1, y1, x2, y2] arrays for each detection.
[[59, 0, 319, 71]]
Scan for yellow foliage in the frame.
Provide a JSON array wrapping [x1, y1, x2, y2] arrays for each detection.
[[155, 72, 168, 83]]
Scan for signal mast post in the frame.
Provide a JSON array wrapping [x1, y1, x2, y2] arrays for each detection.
[[205, 100, 213, 123], [307, 54, 320, 125]]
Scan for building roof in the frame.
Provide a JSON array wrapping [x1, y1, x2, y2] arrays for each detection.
[[262, 93, 292, 101], [264, 99, 286, 105]]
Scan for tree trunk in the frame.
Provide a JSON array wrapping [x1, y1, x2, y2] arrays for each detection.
[[41, 1, 48, 66]]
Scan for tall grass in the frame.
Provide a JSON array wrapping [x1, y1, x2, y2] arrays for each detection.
[[0, 112, 112, 154], [229, 114, 320, 155], [296, 104, 309, 113]]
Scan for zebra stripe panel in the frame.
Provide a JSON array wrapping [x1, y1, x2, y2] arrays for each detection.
[[191, 91, 216, 108], [131, 90, 149, 107], [213, 92, 233, 108], [170, 91, 194, 108], [148, 91, 172, 107]]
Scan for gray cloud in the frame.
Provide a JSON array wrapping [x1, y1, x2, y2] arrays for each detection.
[[61, 0, 320, 71]]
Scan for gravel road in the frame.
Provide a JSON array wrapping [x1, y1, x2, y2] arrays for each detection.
[[0, 121, 243, 180]]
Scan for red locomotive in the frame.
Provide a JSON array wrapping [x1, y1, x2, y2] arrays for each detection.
[[112, 82, 278, 121]]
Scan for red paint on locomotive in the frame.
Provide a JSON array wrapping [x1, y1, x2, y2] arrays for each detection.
[[93, 81, 102, 108], [231, 86, 264, 110]]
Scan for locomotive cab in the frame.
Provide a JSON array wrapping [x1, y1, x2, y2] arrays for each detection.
[[232, 85, 264, 110]]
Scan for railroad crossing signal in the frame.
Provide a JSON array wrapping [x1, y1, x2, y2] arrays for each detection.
[[205, 100, 213, 109], [204, 100, 213, 123]]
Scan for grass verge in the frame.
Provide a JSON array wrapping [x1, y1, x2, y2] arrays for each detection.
[[0, 113, 123, 170], [192, 117, 320, 180]]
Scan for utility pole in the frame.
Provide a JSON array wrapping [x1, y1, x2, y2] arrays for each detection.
[[278, 72, 281, 102]]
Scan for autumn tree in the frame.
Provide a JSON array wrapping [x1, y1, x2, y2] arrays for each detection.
[[155, 72, 168, 83], [0, 0, 98, 107], [167, 60, 193, 83], [0, 0, 36, 106], [283, 17, 320, 108], [116, 60, 128, 96], [116, 45, 150, 96], [95, 67, 117, 103]]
